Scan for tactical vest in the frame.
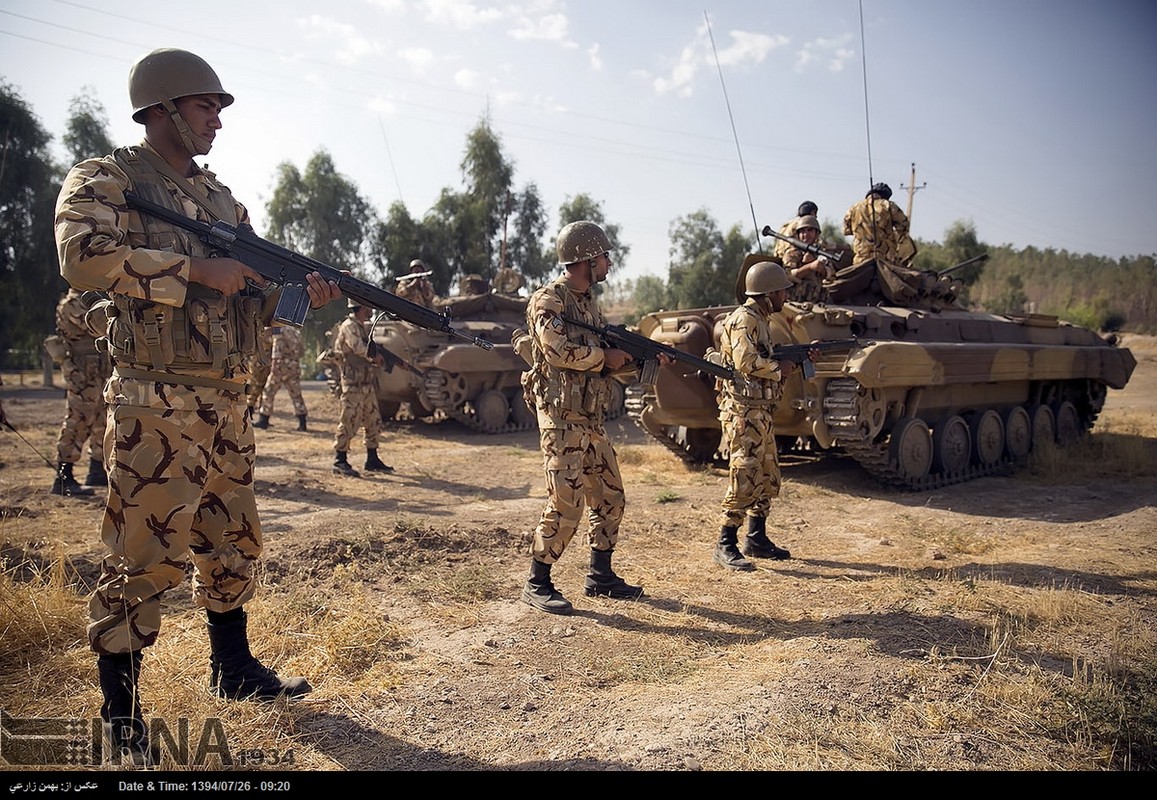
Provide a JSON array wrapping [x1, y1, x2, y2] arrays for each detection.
[[718, 305, 783, 407], [94, 147, 264, 383], [521, 281, 612, 424]]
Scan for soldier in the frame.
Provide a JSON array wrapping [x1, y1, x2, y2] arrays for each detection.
[[773, 200, 819, 261], [252, 325, 308, 431], [245, 324, 274, 417], [332, 299, 392, 476], [782, 215, 837, 304], [494, 264, 525, 296], [54, 47, 341, 764], [712, 260, 812, 571], [394, 258, 437, 309], [842, 183, 914, 267], [514, 220, 669, 615], [48, 288, 112, 497], [458, 273, 490, 296]]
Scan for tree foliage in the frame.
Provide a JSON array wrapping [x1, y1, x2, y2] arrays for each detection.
[[62, 90, 114, 164], [0, 81, 64, 368]]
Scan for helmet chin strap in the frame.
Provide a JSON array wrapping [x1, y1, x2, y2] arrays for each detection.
[[162, 100, 212, 156]]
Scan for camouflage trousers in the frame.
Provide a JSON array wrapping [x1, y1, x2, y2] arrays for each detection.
[[719, 405, 781, 528], [258, 360, 307, 417], [88, 401, 260, 655], [246, 360, 271, 409], [531, 425, 625, 563], [55, 355, 109, 464], [333, 383, 381, 452]]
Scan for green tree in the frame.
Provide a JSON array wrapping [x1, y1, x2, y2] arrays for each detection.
[[264, 149, 376, 350], [459, 119, 514, 277], [666, 209, 736, 309], [62, 89, 114, 164], [627, 274, 669, 324], [505, 183, 551, 287], [0, 81, 64, 368]]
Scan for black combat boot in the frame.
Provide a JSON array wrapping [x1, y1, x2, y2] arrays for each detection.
[[206, 608, 312, 701], [333, 451, 359, 476], [84, 458, 108, 488], [584, 549, 644, 599], [97, 652, 152, 766], [363, 449, 394, 473], [713, 525, 755, 571], [252, 413, 270, 429], [742, 516, 791, 560], [521, 559, 573, 615], [296, 414, 307, 432], [50, 462, 93, 497]]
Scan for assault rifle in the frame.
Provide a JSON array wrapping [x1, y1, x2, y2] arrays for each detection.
[[559, 315, 735, 385], [769, 339, 865, 380], [123, 192, 494, 350], [368, 340, 426, 378], [761, 225, 843, 264]]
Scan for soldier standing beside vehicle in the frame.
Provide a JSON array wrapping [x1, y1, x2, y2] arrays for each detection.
[[782, 215, 837, 304], [46, 288, 112, 497], [332, 299, 392, 476], [252, 325, 308, 431], [712, 260, 810, 571], [394, 258, 437, 309], [55, 47, 341, 764], [514, 220, 667, 615]]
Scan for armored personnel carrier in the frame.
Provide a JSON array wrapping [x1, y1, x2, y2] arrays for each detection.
[[366, 286, 626, 433], [625, 259, 1137, 490]]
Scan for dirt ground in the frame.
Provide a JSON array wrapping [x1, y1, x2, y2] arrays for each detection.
[[1, 333, 1155, 772]]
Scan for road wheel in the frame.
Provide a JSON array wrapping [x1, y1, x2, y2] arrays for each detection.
[[931, 415, 970, 473], [889, 418, 932, 480]]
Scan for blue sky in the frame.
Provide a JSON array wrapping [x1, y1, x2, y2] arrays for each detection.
[[2, 0, 1155, 286]]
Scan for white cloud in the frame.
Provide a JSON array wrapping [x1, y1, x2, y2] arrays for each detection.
[[586, 42, 602, 71], [508, 11, 572, 45], [399, 46, 436, 72], [714, 30, 786, 67], [420, 0, 503, 29], [367, 0, 405, 12], [368, 95, 398, 115], [652, 24, 786, 97], [455, 68, 479, 89], [297, 14, 384, 64], [795, 34, 855, 73]]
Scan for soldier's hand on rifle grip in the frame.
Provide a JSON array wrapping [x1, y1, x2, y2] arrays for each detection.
[[656, 353, 676, 366], [190, 256, 266, 296], [603, 348, 632, 371]]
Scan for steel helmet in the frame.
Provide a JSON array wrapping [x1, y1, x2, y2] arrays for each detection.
[[556, 221, 611, 265], [745, 261, 792, 296], [868, 182, 892, 200], [409, 258, 425, 271], [129, 48, 234, 123], [796, 215, 820, 233]]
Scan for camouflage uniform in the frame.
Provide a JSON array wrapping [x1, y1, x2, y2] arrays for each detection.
[[716, 300, 787, 529], [257, 325, 306, 418], [52, 289, 112, 469], [332, 313, 382, 456], [394, 274, 436, 308], [55, 141, 272, 655], [772, 217, 802, 261], [245, 325, 273, 411], [782, 242, 835, 304], [520, 275, 627, 563], [842, 196, 912, 266]]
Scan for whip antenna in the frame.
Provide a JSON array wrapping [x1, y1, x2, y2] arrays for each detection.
[[858, 0, 874, 185], [705, 11, 762, 253]]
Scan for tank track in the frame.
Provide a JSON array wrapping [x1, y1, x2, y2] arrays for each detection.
[[822, 378, 1103, 491], [422, 368, 536, 435], [624, 384, 725, 466]]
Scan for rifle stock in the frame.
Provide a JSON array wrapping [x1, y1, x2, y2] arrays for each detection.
[[123, 192, 494, 350]]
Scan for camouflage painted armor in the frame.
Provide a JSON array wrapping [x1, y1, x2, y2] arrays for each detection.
[[257, 325, 306, 417], [55, 141, 273, 655], [394, 275, 436, 309], [842, 196, 912, 266], [52, 289, 112, 465], [332, 314, 382, 453], [519, 275, 628, 562], [716, 300, 787, 527]]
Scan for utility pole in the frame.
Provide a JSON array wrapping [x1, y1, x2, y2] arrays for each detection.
[[900, 162, 926, 222]]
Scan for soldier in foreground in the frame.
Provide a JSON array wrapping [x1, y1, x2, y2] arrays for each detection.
[[713, 260, 810, 571], [252, 324, 308, 431], [515, 221, 666, 614], [332, 299, 392, 476], [46, 288, 112, 496], [54, 47, 341, 764]]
